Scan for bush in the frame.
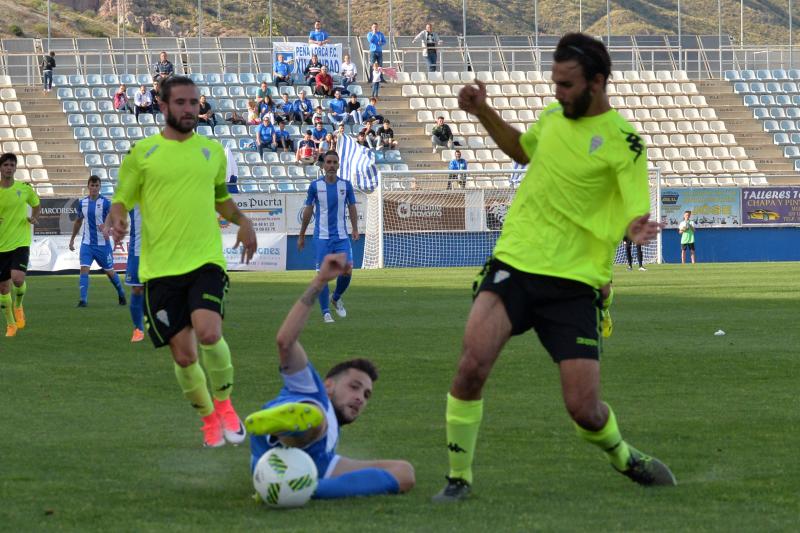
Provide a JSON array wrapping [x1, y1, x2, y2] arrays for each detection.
[[9, 24, 23, 37]]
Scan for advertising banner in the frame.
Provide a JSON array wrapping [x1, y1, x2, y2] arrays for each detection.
[[660, 188, 742, 228], [383, 192, 466, 232], [286, 192, 367, 235], [273, 42, 343, 77], [741, 187, 800, 225], [34, 198, 81, 236], [222, 232, 286, 271], [223, 193, 287, 234]]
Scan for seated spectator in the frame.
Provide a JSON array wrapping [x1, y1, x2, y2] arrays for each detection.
[[360, 118, 377, 137], [365, 129, 379, 149], [304, 55, 323, 87], [225, 145, 239, 193], [378, 120, 397, 150], [362, 97, 384, 123], [311, 122, 328, 151], [318, 132, 335, 161], [228, 110, 246, 126], [346, 93, 362, 124], [273, 54, 293, 86], [255, 115, 276, 157], [296, 130, 317, 165], [312, 105, 326, 125], [257, 81, 270, 103], [153, 51, 174, 81], [308, 21, 330, 45], [133, 84, 153, 118], [259, 95, 277, 123], [369, 62, 384, 98], [448, 149, 468, 189], [275, 92, 293, 123], [431, 116, 454, 153], [150, 81, 161, 115], [113, 84, 133, 113], [292, 90, 314, 124], [315, 65, 334, 97], [198, 95, 217, 128], [340, 54, 357, 89], [355, 131, 370, 149], [327, 90, 349, 127], [274, 121, 294, 152], [246, 100, 260, 125]]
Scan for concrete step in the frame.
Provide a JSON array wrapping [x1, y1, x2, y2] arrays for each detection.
[[41, 155, 85, 165]]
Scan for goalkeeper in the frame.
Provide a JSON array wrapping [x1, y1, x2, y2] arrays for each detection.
[[433, 33, 674, 502]]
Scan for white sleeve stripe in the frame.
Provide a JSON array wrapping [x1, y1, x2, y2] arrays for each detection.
[[282, 366, 322, 394]]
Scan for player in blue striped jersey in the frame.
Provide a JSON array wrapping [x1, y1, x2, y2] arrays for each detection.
[[69, 175, 126, 307], [126, 205, 145, 342], [297, 151, 359, 323]]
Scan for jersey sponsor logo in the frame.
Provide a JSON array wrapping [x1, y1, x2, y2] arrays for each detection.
[[621, 129, 643, 162], [493, 270, 510, 284], [156, 309, 170, 326], [447, 442, 467, 453], [589, 135, 604, 154]]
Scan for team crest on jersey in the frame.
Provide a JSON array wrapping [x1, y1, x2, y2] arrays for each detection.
[[202, 148, 211, 161], [589, 135, 604, 154]]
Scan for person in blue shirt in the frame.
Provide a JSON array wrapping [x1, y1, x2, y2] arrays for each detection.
[[245, 252, 415, 500], [274, 121, 294, 152], [273, 54, 293, 87], [327, 90, 350, 127], [297, 151, 358, 323], [367, 23, 388, 67], [255, 115, 276, 157], [68, 175, 126, 307], [448, 149, 468, 189], [311, 122, 328, 151], [308, 20, 330, 46], [362, 97, 384, 124], [291, 89, 314, 124]]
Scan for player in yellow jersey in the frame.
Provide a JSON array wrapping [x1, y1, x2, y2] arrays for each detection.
[[0, 153, 40, 337], [433, 33, 674, 502], [108, 76, 258, 448]]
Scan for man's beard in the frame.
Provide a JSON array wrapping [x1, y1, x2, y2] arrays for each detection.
[[562, 87, 592, 119], [166, 111, 197, 133], [332, 402, 354, 426]]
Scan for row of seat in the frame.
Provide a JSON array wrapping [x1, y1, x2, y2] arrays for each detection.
[[742, 94, 800, 107], [752, 107, 800, 120], [653, 159, 758, 174], [764, 120, 800, 133], [648, 146, 748, 161], [664, 175, 769, 186], [733, 82, 800, 95], [405, 70, 691, 84], [57, 83, 361, 102], [402, 82, 699, 99], [725, 69, 800, 82]]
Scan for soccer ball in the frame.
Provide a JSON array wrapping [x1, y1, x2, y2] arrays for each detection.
[[253, 448, 318, 508]]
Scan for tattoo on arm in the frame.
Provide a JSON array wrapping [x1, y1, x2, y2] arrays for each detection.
[[300, 284, 322, 306]]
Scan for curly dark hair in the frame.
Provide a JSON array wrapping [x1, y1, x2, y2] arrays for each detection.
[[325, 358, 378, 381]]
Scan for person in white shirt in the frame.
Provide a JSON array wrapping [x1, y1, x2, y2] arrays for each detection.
[[133, 85, 153, 118], [340, 54, 357, 90], [412, 23, 443, 72]]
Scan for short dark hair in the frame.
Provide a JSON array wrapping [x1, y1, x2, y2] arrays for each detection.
[[325, 358, 378, 382], [323, 150, 339, 161], [49, 51, 55, 57], [0, 152, 17, 166], [553, 33, 612, 85], [159, 76, 196, 103], [88, 175, 101, 185], [684, 210, 692, 215]]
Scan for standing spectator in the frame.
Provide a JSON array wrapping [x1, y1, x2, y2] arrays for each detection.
[[334, 123, 346, 144], [431, 116, 454, 153], [327, 90, 349, 127], [274, 122, 294, 152], [412, 23, 443, 72], [346, 93, 362, 124], [41, 51, 56, 93], [275, 92, 293, 123], [378, 120, 397, 150], [246, 100, 260, 125], [255, 116, 276, 158], [134, 84, 153, 119], [296, 130, 317, 165], [308, 20, 330, 45], [113, 84, 133, 113], [153, 51, 174, 81], [369, 62, 384, 98], [315, 65, 334, 97], [198, 95, 217, 128], [448, 149, 468, 189], [362, 97, 384, 124], [623, 236, 645, 271], [311, 122, 328, 151], [304, 54, 324, 88], [149, 81, 161, 116], [340, 54, 358, 90], [292, 90, 314, 124], [273, 54, 293, 87], [678, 210, 696, 264], [367, 23, 388, 67]]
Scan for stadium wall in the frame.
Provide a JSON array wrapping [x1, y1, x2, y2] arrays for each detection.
[[660, 227, 800, 263]]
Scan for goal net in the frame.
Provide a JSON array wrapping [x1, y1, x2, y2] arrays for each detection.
[[363, 170, 662, 269]]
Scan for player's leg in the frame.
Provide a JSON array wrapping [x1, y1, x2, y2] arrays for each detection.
[[636, 244, 645, 270], [681, 244, 686, 264], [599, 283, 613, 338], [125, 254, 145, 341], [315, 239, 333, 322], [246, 401, 326, 441], [330, 238, 353, 318], [0, 260, 16, 337], [10, 247, 30, 329], [314, 456, 415, 499], [98, 245, 125, 304], [690, 243, 696, 264], [625, 240, 633, 270], [78, 244, 92, 305]]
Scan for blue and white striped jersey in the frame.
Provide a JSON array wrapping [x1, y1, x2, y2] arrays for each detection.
[[77, 195, 112, 246], [128, 205, 142, 257], [305, 178, 356, 240]]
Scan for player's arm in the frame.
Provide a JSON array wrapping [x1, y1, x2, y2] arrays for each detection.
[[346, 183, 359, 240], [68, 216, 83, 251], [276, 254, 349, 374], [28, 204, 41, 225], [297, 205, 313, 250], [215, 198, 257, 264], [617, 133, 660, 245], [459, 79, 528, 164], [108, 203, 129, 244]]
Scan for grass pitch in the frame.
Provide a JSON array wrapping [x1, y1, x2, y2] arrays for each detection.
[[1, 263, 798, 532]]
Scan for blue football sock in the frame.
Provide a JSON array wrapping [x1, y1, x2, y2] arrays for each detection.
[[313, 468, 399, 500], [79, 273, 89, 303], [332, 274, 351, 301], [130, 292, 144, 330], [109, 273, 124, 296], [319, 283, 330, 314]]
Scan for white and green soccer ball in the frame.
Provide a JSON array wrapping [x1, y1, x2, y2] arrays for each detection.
[[253, 448, 318, 508]]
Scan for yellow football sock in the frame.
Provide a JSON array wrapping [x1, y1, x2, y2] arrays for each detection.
[[574, 403, 631, 471], [173, 362, 213, 417], [199, 337, 234, 401], [445, 393, 484, 484]]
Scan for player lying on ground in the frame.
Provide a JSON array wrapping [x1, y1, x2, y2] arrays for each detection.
[[247, 253, 415, 499]]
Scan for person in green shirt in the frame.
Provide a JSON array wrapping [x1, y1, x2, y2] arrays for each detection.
[[108, 76, 258, 449], [0, 152, 40, 337], [433, 33, 674, 503], [679, 210, 696, 264]]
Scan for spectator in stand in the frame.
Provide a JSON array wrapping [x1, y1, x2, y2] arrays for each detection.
[[134, 84, 153, 119], [304, 54, 324, 88], [334, 123, 347, 143], [275, 92, 293, 124], [113, 84, 133, 113], [311, 122, 328, 151], [149, 81, 161, 116], [355, 131, 370, 149], [315, 65, 335, 97], [362, 97, 384, 124], [228, 111, 246, 126], [246, 100, 260, 125], [274, 121, 294, 152], [365, 129, 379, 149], [257, 80, 270, 102], [198, 95, 217, 128], [296, 130, 317, 165], [369, 62, 384, 98], [255, 115, 276, 157], [328, 90, 349, 127], [319, 132, 335, 161], [367, 22, 388, 67], [378, 120, 397, 150], [41, 51, 56, 93], [259, 94, 277, 123], [340, 54, 358, 90], [412, 23, 443, 73], [153, 51, 174, 81], [431, 116, 454, 153], [312, 105, 327, 125], [448, 149, 468, 189], [273, 54, 293, 87], [308, 20, 330, 45], [292, 90, 314, 124], [346, 93, 362, 124]]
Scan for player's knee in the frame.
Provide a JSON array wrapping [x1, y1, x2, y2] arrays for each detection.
[[389, 461, 415, 493], [173, 352, 196, 367], [195, 327, 221, 345], [131, 286, 144, 295]]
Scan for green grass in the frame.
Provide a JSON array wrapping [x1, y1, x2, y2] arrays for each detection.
[[1, 263, 798, 532]]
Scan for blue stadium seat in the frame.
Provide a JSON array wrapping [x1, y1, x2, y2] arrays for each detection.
[[155, 114, 166, 125], [97, 140, 114, 152], [91, 167, 108, 180], [742, 94, 758, 106], [62, 100, 79, 113], [256, 73, 273, 83], [773, 69, 789, 81], [759, 94, 775, 106], [103, 114, 120, 126], [69, 74, 86, 86], [763, 120, 780, 132], [74, 87, 91, 99], [724, 70, 741, 81], [214, 125, 231, 137], [57, 88, 73, 100], [79, 140, 96, 153], [789, 69, 800, 80], [223, 73, 240, 84], [101, 183, 114, 195], [80, 101, 98, 113], [766, 82, 783, 94], [91, 87, 108, 99], [206, 73, 223, 85], [138, 114, 155, 125], [143, 126, 160, 137], [120, 74, 136, 85], [238, 138, 255, 151], [136, 73, 151, 85], [103, 74, 120, 86], [245, 86, 259, 98], [84, 153, 102, 167], [239, 73, 256, 84], [73, 127, 90, 140], [87, 74, 103, 86], [276, 180, 294, 192], [263, 152, 279, 164], [756, 69, 773, 80], [231, 125, 248, 137], [68, 114, 85, 126], [776, 94, 792, 106], [53, 74, 68, 86], [795, 159, 800, 172], [126, 126, 143, 139], [769, 107, 786, 119], [234, 98, 249, 110], [220, 138, 237, 150], [773, 132, 790, 144], [240, 182, 259, 193], [270, 165, 287, 178], [98, 101, 114, 113], [248, 125, 258, 136], [259, 181, 275, 193], [109, 127, 126, 139], [783, 82, 798, 93], [244, 152, 261, 164], [251, 165, 269, 178], [85, 114, 102, 126], [790, 133, 800, 144], [733, 82, 749, 94], [229, 86, 245, 97], [385, 150, 402, 163], [196, 125, 213, 136], [749, 82, 766, 93], [374, 150, 385, 163], [102, 154, 120, 166], [109, 167, 119, 180], [90, 127, 108, 139], [779, 120, 796, 132], [287, 165, 304, 178], [238, 166, 252, 178], [189, 73, 203, 83], [753, 108, 768, 119], [787, 107, 800, 118], [211, 86, 228, 98], [740, 70, 756, 80], [784, 146, 800, 158], [114, 140, 131, 152], [218, 99, 235, 112]]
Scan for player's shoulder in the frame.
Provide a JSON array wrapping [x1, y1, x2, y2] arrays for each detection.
[[609, 110, 645, 142], [540, 101, 563, 119], [13, 180, 34, 192]]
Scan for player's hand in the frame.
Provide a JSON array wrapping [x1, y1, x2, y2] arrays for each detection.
[[318, 253, 348, 282], [110, 215, 129, 245], [458, 79, 489, 117], [235, 217, 257, 264], [27, 216, 38, 225], [351, 228, 360, 241], [297, 234, 305, 251], [68, 239, 75, 252], [627, 213, 661, 245]]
